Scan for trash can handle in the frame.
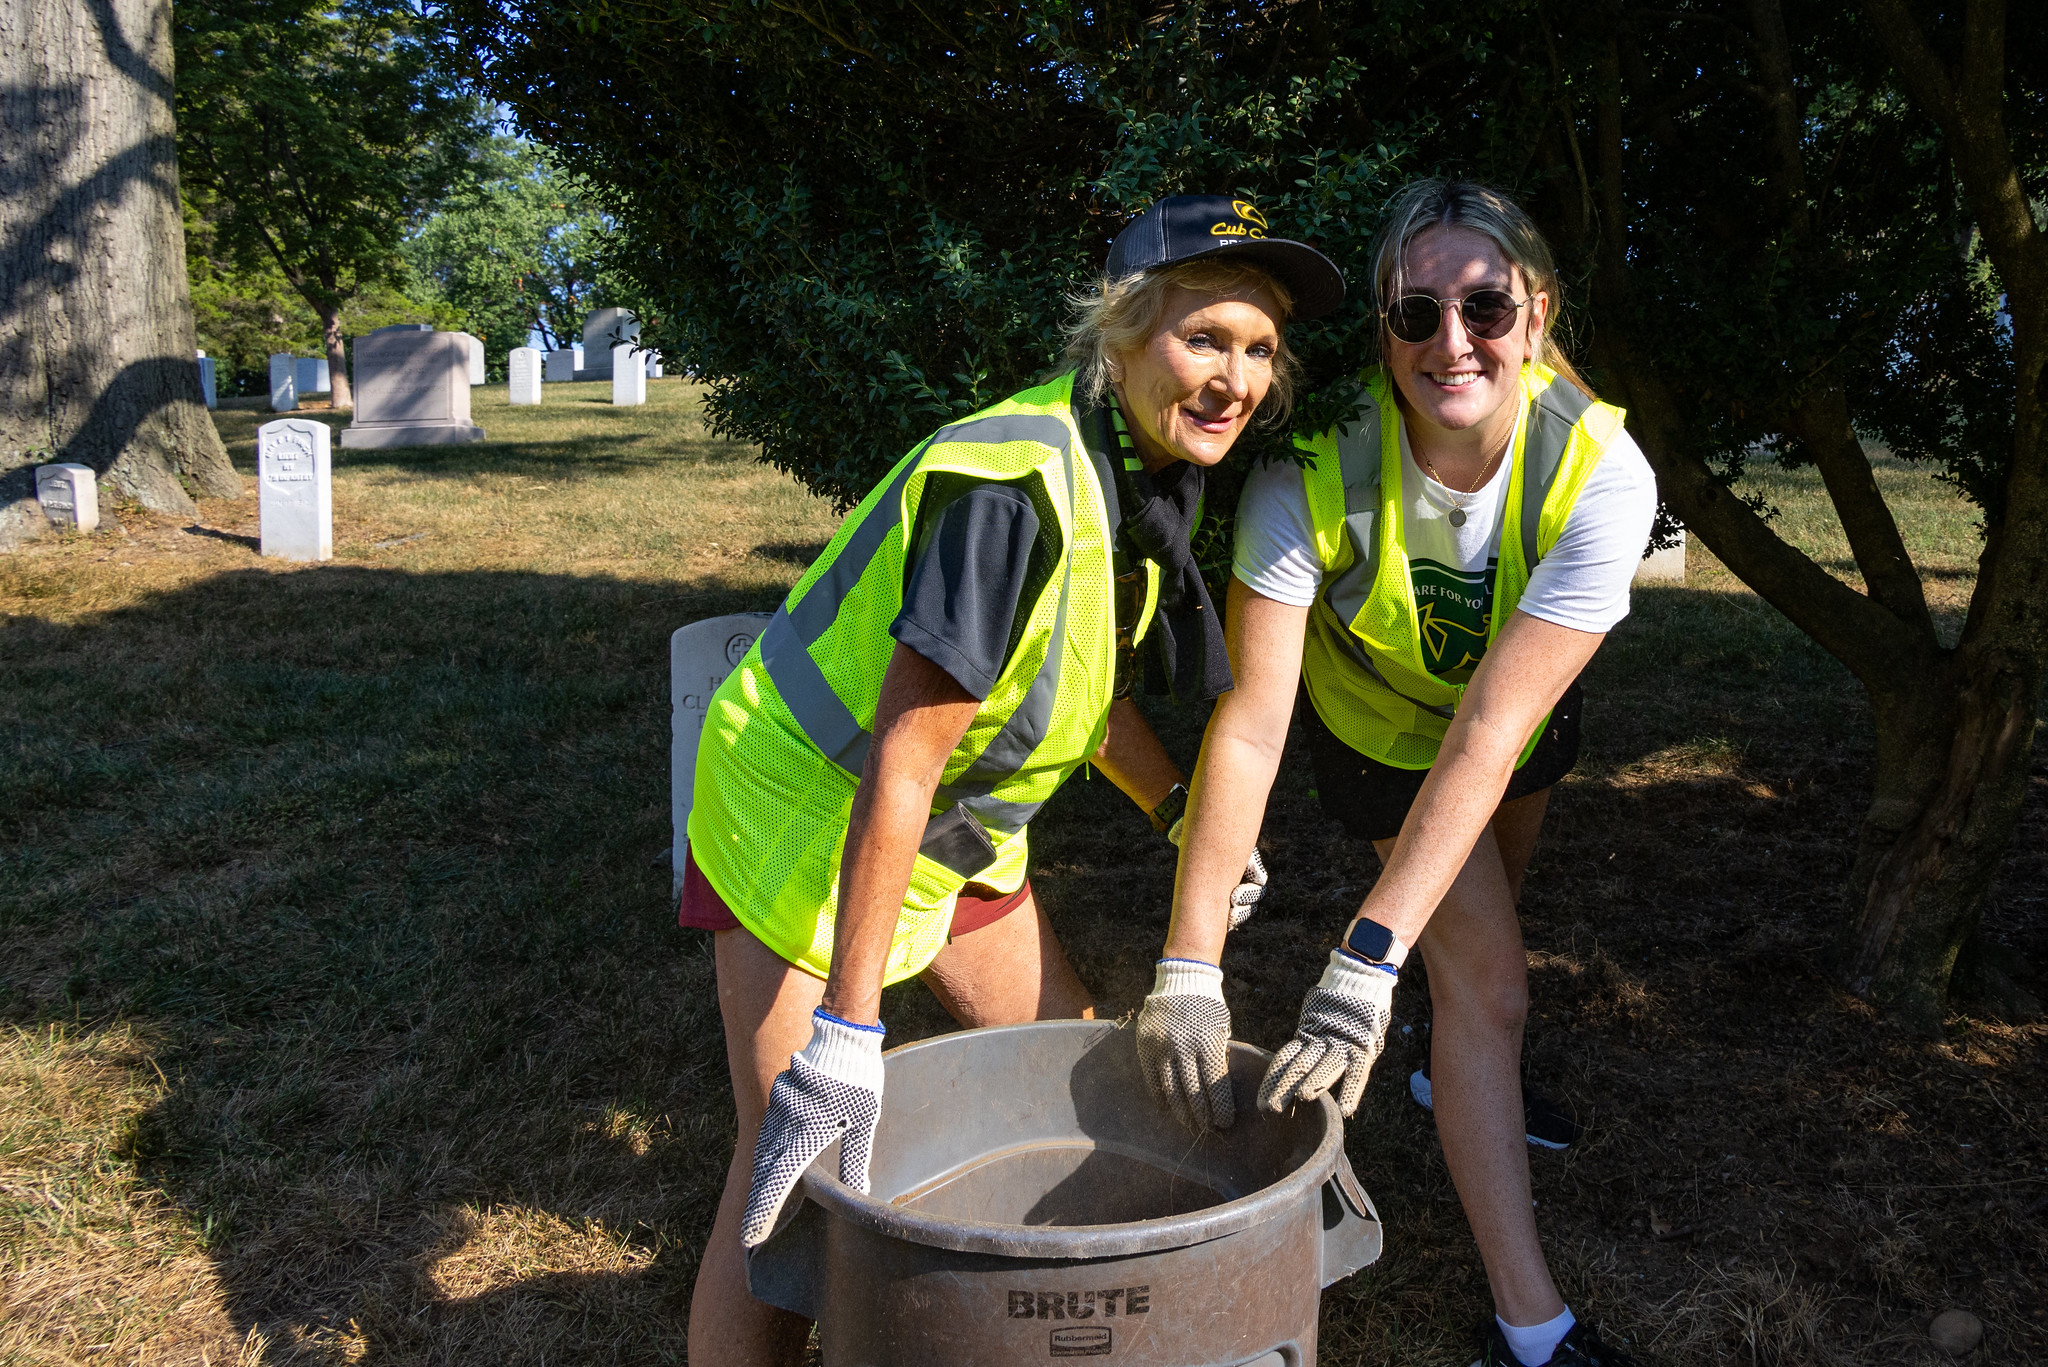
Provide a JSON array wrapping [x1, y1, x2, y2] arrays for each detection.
[[1319, 1150, 1383, 1287]]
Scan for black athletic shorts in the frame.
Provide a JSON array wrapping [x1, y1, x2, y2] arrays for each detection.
[[1300, 677, 1583, 844]]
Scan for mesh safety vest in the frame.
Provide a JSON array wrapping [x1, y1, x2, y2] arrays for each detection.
[[689, 373, 1157, 984], [1297, 363, 1627, 769]]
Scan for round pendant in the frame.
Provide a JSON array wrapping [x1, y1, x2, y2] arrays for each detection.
[[1448, 507, 1467, 528]]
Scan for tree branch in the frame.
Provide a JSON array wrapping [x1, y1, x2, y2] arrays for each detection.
[[1783, 381, 1937, 644]]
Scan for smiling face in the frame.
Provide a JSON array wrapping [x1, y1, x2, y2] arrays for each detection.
[[1112, 284, 1283, 471], [1384, 225, 1549, 451]]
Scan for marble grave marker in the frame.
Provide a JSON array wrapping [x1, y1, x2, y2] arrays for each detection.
[[611, 344, 645, 406], [670, 613, 770, 895], [34, 464, 99, 533], [257, 419, 332, 561], [268, 353, 297, 411], [1635, 529, 1686, 585], [508, 347, 542, 405], [339, 330, 485, 448], [197, 353, 217, 409], [576, 308, 637, 380], [544, 349, 576, 383]]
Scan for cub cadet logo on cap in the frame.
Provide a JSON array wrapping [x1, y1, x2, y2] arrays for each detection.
[[1210, 200, 1269, 240]]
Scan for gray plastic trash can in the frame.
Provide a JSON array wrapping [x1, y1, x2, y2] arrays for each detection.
[[749, 1019, 1382, 1366]]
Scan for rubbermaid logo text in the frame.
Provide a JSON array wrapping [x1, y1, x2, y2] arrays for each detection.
[[1050, 1326, 1113, 1358]]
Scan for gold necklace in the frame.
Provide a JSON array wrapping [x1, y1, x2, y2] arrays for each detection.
[[1421, 424, 1513, 528]]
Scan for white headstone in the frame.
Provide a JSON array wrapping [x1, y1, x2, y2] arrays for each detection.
[[671, 613, 771, 895], [338, 330, 485, 448], [544, 349, 576, 383], [572, 343, 584, 369], [648, 359, 664, 379], [257, 419, 332, 561], [508, 347, 542, 405], [612, 344, 646, 406], [295, 357, 328, 395], [35, 463, 99, 533], [1636, 529, 1686, 584], [197, 356, 217, 410], [268, 354, 297, 411], [463, 333, 485, 386]]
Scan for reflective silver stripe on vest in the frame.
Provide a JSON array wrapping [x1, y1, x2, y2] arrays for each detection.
[[1312, 373, 1584, 721], [757, 411, 1080, 837], [1519, 378, 1592, 571]]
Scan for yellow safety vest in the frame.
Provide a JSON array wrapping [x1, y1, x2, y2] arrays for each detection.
[[1297, 363, 1627, 769], [689, 372, 1158, 983]]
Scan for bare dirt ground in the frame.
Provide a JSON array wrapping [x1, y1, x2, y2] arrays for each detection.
[[1, 384, 2040, 1364]]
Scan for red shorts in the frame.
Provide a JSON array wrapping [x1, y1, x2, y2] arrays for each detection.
[[676, 847, 1031, 941]]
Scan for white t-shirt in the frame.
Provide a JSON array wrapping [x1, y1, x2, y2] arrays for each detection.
[[1233, 415, 1658, 679]]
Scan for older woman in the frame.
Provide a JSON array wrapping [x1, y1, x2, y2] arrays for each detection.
[[1140, 180, 1656, 1367], [681, 194, 1343, 1367]]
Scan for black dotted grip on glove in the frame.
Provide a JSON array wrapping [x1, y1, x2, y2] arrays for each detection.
[[1136, 993, 1237, 1133], [1255, 984, 1389, 1119]]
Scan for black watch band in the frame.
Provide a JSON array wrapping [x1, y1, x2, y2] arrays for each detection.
[[1151, 783, 1188, 834]]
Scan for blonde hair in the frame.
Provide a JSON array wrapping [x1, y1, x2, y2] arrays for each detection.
[[1370, 179, 1594, 397], [1063, 256, 1298, 424]]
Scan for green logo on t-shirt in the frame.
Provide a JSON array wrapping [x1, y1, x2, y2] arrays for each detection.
[[1411, 557, 1496, 680]]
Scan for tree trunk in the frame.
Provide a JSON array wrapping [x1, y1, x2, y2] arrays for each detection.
[[1844, 651, 2041, 1029], [320, 304, 353, 411], [0, 0, 239, 550]]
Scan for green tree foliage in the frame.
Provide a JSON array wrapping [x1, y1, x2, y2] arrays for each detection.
[[174, 0, 491, 406], [438, 2, 1483, 506], [184, 190, 459, 394], [403, 138, 622, 376], [444, 0, 2045, 1019]]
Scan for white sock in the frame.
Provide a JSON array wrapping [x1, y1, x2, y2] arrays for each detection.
[[1498, 1307, 1575, 1366]]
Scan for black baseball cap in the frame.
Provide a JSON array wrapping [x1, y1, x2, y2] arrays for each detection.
[[1104, 195, 1345, 321]]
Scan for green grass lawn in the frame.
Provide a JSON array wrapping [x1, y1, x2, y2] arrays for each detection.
[[1, 384, 2041, 1365]]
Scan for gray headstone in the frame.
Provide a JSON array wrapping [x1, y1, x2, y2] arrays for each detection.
[[577, 308, 637, 380], [671, 613, 771, 895], [338, 330, 485, 449], [35, 463, 99, 533], [508, 347, 542, 405], [197, 356, 217, 410], [612, 344, 645, 406], [268, 354, 297, 411], [296, 357, 317, 394], [544, 349, 576, 383], [371, 323, 432, 334], [462, 333, 485, 386], [257, 419, 332, 561], [1636, 529, 1686, 584]]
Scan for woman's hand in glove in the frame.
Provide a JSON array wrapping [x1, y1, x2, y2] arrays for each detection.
[[1135, 958, 1236, 1133], [1256, 949, 1397, 1118], [1168, 818, 1268, 930], [740, 1009, 885, 1248]]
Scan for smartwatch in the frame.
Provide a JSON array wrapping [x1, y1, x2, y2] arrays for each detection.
[[1150, 783, 1189, 834], [1343, 917, 1409, 970]]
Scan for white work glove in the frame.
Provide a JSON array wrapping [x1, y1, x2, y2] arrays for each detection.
[[1168, 818, 1268, 930], [740, 1009, 884, 1248], [1257, 949, 1397, 1118], [1135, 958, 1235, 1133]]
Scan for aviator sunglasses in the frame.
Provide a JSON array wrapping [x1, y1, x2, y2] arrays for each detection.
[[1383, 289, 1529, 344]]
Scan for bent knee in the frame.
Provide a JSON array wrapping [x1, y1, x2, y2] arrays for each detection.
[[1425, 954, 1530, 1031]]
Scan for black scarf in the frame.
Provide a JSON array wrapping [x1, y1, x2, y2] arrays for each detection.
[[1104, 399, 1234, 704]]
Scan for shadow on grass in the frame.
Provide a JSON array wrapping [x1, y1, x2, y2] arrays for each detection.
[[1, 572, 2044, 1362]]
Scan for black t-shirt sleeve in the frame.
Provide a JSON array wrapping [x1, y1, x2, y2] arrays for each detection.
[[889, 481, 1043, 701]]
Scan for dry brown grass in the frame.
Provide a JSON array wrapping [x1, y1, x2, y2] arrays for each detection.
[[0, 1022, 237, 1365], [1, 389, 2041, 1363]]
